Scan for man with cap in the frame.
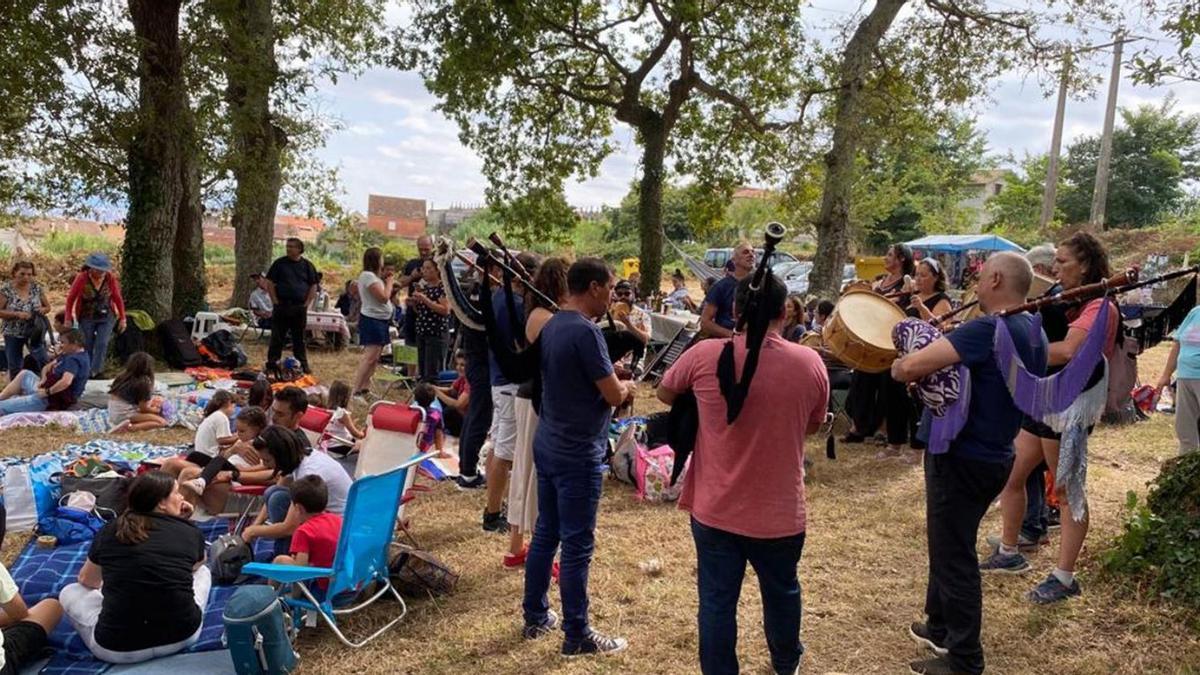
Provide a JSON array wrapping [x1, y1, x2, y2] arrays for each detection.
[[248, 272, 273, 330], [265, 237, 318, 375], [63, 252, 126, 378]]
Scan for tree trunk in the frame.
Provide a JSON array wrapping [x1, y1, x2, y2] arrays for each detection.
[[808, 0, 908, 299], [636, 118, 667, 299], [123, 0, 187, 322], [221, 0, 284, 309], [173, 136, 207, 317]]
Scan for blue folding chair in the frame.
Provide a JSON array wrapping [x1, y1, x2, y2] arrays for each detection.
[[242, 451, 436, 647]]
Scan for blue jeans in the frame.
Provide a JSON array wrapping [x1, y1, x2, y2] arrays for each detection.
[[79, 316, 115, 377], [522, 465, 603, 642], [1022, 464, 1047, 540], [691, 518, 806, 675], [264, 485, 292, 557], [4, 335, 47, 379], [0, 370, 48, 415]]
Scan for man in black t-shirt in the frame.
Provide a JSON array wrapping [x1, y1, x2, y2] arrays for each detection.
[[402, 235, 434, 346], [266, 237, 318, 374]]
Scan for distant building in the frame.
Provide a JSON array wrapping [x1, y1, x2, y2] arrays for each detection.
[[959, 170, 1011, 233], [427, 204, 483, 234], [23, 217, 125, 244], [367, 194, 426, 239], [273, 215, 324, 243], [732, 186, 773, 200]]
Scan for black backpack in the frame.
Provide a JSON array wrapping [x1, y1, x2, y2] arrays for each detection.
[[113, 324, 146, 365], [201, 329, 247, 369], [157, 319, 202, 369], [209, 533, 253, 585]]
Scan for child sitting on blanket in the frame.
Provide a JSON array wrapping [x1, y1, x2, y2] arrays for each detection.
[[321, 381, 364, 456], [412, 383, 447, 458], [180, 406, 273, 515], [269, 475, 343, 593], [108, 352, 168, 433], [159, 391, 235, 483], [0, 560, 63, 673]]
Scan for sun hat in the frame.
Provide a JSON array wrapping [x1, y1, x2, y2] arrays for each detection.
[[84, 252, 112, 273]]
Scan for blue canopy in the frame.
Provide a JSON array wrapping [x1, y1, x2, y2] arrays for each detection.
[[905, 234, 1025, 254]]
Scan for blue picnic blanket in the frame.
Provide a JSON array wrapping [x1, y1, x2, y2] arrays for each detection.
[[12, 518, 271, 675]]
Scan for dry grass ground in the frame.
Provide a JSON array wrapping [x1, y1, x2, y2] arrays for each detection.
[[1, 337, 1198, 673]]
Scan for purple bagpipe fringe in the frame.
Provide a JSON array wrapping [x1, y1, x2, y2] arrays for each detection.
[[993, 301, 1111, 522]]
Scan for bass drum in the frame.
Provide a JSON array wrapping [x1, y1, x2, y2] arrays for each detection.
[[958, 288, 984, 322], [1030, 273, 1055, 299], [822, 289, 906, 373], [797, 331, 823, 349]]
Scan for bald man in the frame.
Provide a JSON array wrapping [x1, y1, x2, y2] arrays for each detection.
[[891, 252, 1048, 675], [700, 242, 754, 338], [402, 235, 435, 346]]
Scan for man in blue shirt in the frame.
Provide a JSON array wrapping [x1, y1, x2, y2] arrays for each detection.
[[700, 242, 754, 338], [892, 252, 1048, 675], [0, 329, 91, 415], [522, 258, 634, 657]]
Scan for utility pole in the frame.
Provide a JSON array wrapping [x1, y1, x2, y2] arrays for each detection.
[[1090, 31, 1125, 229], [1040, 54, 1072, 229]]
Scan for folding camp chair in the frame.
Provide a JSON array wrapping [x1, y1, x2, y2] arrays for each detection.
[[242, 453, 435, 648], [373, 342, 419, 400], [298, 406, 334, 447], [824, 362, 852, 460], [357, 402, 433, 544]]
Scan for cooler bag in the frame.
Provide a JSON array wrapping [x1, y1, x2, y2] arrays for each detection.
[[223, 585, 298, 675]]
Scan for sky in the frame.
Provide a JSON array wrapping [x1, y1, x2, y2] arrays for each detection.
[[313, 3, 1200, 214]]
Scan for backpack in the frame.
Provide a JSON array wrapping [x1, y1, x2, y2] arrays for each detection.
[[200, 329, 247, 369], [209, 533, 254, 585], [157, 319, 202, 369], [387, 543, 459, 598], [113, 323, 146, 366], [223, 585, 299, 675]]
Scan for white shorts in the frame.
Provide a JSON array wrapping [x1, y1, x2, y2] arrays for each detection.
[[488, 383, 519, 462]]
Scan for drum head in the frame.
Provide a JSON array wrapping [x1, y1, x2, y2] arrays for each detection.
[[835, 290, 906, 349]]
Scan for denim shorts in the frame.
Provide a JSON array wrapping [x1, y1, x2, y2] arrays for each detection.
[[358, 316, 391, 346]]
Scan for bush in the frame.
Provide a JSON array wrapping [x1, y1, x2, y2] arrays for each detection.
[[204, 244, 236, 264], [39, 231, 118, 257], [1102, 452, 1200, 610]]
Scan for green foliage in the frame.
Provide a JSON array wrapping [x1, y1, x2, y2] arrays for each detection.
[[1060, 98, 1200, 228], [1102, 452, 1200, 610], [1131, 1, 1199, 85], [39, 232, 118, 257], [204, 244, 236, 264], [984, 153, 1064, 245]]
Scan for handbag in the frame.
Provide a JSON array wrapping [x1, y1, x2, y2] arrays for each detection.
[[59, 474, 130, 516], [387, 543, 459, 598]]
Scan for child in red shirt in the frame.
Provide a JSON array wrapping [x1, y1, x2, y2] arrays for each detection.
[[271, 475, 343, 591]]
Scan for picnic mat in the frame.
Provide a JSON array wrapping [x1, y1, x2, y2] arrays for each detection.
[[12, 518, 241, 675]]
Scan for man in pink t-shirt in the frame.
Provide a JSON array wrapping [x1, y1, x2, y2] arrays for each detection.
[[658, 273, 828, 675]]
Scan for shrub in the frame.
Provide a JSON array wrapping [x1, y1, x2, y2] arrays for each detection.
[[40, 231, 118, 257], [1102, 452, 1200, 610]]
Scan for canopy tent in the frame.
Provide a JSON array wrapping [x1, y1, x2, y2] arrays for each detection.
[[905, 234, 1025, 254]]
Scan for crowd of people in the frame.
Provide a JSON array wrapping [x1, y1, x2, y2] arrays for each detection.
[[1, 227, 1198, 675]]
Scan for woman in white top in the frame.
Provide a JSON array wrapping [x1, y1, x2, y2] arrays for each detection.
[[352, 247, 396, 398]]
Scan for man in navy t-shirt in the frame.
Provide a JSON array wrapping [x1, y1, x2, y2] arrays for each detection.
[[700, 242, 754, 337], [0, 329, 91, 415], [522, 258, 634, 658], [892, 252, 1047, 675]]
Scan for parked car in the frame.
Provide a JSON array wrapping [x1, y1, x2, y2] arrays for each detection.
[[704, 247, 798, 271], [770, 261, 858, 296]]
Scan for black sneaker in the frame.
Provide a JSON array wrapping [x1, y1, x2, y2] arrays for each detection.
[[456, 474, 485, 491], [561, 629, 628, 658], [482, 509, 507, 534], [908, 622, 949, 657], [522, 609, 559, 640], [909, 656, 969, 675], [1047, 506, 1061, 530]]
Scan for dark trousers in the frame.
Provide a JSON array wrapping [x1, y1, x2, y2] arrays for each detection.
[[885, 375, 915, 446], [846, 371, 886, 436], [443, 406, 463, 437], [522, 466, 603, 643], [1022, 462, 1049, 540], [267, 304, 308, 370], [691, 518, 806, 675], [458, 347, 492, 477], [923, 451, 1010, 675], [416, 333, 448, 382]]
